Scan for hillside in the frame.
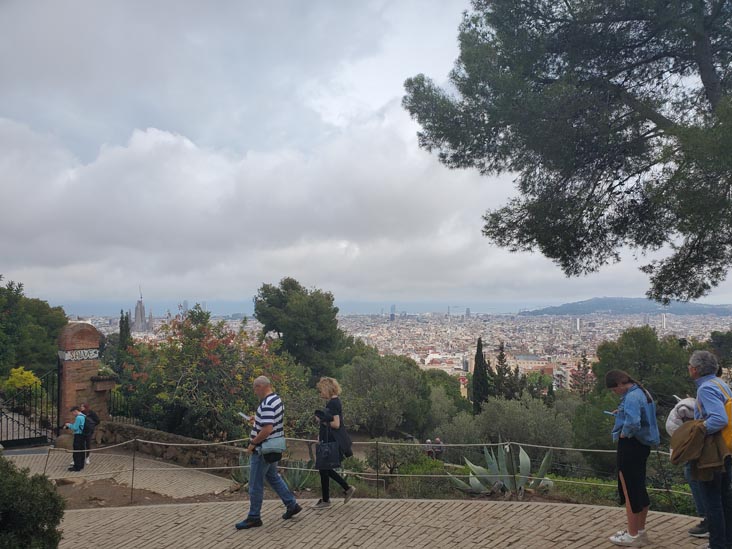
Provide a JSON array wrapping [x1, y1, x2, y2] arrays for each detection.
[[519, 297, 732, 316]]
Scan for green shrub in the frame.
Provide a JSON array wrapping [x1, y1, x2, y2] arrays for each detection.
[[548, 474, 617, 506], [548, 474, 697, 516], [389, 454, 460, 499], [1, 366, 43, 404], [341, 456, 368, 473], [0, 455, 65, 548], [365, 438, 423, 476]]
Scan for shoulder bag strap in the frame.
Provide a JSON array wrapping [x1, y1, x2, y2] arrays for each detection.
[[710, 378, 732, 400]]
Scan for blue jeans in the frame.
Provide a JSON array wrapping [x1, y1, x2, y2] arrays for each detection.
[[698, 456, 732, 549], [685, 461, 707, 517], [247, 452, 297, 520]]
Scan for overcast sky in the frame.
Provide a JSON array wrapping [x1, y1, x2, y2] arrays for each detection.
[[2, 0, 731, 315]]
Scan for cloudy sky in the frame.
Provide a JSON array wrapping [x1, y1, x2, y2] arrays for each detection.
[[2, 0, 731, 315]]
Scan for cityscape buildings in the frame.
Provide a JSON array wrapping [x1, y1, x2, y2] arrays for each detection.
[[79, 304, 732, 394]]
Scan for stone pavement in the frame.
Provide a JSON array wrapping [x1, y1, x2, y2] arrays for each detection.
[[6, 448, 232, 498], [59, 499, 708, 549]]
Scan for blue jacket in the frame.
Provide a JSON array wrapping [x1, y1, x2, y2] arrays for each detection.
[[694, 375, 732, 434], [66, 414, 86, 435], [612, 384, 660, 446]]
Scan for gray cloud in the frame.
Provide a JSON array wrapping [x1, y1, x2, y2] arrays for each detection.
[[3, 0, 732, 310]]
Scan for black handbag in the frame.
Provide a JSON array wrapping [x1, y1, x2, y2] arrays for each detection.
[[316, 441, 341, 469], [315, 424, 341, 469]]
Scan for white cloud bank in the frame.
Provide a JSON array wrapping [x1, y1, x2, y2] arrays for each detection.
[[2, 0, 731, 311]]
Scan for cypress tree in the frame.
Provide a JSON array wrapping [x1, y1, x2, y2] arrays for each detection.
[[472, 337, 490, 415], [116, 310, 132, 373]]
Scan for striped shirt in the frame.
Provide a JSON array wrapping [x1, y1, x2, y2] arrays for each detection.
[[250, 392, 285, 442]]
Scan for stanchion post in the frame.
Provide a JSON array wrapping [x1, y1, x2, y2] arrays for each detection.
[[43, 446, 52, 476], [375, 440, 380, 499], [130, 438, 137, 504]]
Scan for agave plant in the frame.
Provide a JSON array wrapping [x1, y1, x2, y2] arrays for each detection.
[[449, 443, 553, 499], [230, 451, 251, 487], [284, 459, 315, 491]]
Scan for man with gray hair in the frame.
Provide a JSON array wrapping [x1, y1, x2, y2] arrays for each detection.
[[688, 350, 732, 549], [235, 376, 301, 530]]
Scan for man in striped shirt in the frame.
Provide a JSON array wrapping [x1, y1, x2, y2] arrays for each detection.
[[235, 376, 301, 530]]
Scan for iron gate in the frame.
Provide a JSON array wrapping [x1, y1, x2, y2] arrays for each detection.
[[0, 362, 60, 448]]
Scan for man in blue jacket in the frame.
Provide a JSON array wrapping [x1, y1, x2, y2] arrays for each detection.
[[64, 406, 86, 472], [689, 350, 732, 549]]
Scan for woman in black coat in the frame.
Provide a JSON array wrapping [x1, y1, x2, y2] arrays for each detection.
[[313, 377, 356, 509]]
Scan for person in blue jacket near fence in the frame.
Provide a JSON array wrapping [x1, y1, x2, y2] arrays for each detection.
[[64, 406, 86, 472], [606, 369, 660, 547]]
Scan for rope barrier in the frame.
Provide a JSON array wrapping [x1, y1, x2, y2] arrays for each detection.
[[33, 435, 691, 507], [134, 437, 250, 447], [49, 439, 137, 453]]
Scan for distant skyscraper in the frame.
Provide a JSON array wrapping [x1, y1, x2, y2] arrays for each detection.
[[466, 307, 471, 318], [183, 300, 189, 314], [132, 288, 152, 332], [133, 298, 146, 332], [390, 304, 396, 322], [662, 313, 667, 330]]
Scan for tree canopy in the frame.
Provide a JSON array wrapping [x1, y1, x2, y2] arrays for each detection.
[[341, 353, 432, 438], [119, 305, 317, 440], [403, 0, 732, 303], [593, 325, 694, 413], [0, 275, 67, 377], [253, 277, 369, 381]]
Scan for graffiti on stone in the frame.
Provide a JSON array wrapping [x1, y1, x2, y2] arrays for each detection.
[[58, 348, 100, 361]]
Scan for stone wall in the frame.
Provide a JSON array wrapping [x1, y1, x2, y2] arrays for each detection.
[[99, 422, 244, 468], [57, 322, 113, 426]]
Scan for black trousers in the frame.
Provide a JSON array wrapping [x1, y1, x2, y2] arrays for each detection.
[[320, 469, 349, 502], [617, 437, 650, 513], [72, 434, 85, 471], [84, 431, 95, 459]]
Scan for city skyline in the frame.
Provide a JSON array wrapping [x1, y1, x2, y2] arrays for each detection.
[[5, 1, 732, 307]]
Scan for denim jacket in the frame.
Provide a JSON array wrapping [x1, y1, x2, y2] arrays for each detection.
[[611, 384, 660, 446], [694, 374, 731, 434]]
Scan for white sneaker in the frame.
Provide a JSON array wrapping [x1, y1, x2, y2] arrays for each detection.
[[609, 530, 646, 547], [312, 499, 331, 509], [85, 457, 90, 465], [614, 530, 649, 545]]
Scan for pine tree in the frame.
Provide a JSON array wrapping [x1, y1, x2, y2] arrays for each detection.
[[472, 337, 490, 415], [492, 342, 526, 401], [492, 342, 509, 398], [570, 352, 595, 400], [508, 365, 526, 400]]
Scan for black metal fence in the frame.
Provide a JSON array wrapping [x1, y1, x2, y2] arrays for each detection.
[[0, 367, 59, 448], [108, 390, 138, 424]]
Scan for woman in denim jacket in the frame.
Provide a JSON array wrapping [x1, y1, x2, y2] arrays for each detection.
[[606, 370, 660, 547]]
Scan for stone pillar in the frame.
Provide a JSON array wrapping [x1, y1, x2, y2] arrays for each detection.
[[58, 322, 104, 427]]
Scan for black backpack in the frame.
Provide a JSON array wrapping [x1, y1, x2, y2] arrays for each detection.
[[82, 414, 97, 436]]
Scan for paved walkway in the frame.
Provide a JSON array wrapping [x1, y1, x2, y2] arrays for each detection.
[[7, 448, 232, 498], [59, 499, 707, 548], [6, 449, 711, 547]]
